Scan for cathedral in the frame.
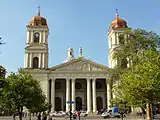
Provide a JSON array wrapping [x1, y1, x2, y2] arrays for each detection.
[[24, 9, 128, 113]]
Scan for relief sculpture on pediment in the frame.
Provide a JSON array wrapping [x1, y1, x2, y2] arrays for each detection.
[[54, 60, 105, 72]]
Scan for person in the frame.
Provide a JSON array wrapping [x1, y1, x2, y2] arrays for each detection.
[[76, 111, 80, 120], [37, 112, 41, 120], [13, 113, 16, 120], [73, 112, 76, 119], [42, 112, 47, 120], [47, 114, 53, 120]]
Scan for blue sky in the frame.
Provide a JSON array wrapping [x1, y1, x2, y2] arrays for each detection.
[[0, 0, 159, 74]]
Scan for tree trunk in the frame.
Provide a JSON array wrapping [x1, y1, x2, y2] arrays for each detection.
[[146, 102, 151, 120]]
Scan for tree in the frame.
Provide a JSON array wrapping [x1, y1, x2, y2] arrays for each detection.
[[108, 28, 160, 120], [114, 49, 160, 120], [0, 69, 49, 120], [112, 28, 160, 69]]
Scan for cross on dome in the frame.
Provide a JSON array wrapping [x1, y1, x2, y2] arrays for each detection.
[[37, 6, 40, 16]]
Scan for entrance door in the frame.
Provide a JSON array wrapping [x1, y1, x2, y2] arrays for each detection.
[[76, 97, 82, 110], [55, 97, 62, 111], [97, 97, 103, 111]]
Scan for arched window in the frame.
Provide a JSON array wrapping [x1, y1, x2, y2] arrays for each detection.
[[33, 57, 39, 68], [34, 32, 40, 43]]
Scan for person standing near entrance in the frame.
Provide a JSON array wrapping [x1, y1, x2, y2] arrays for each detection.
[[76, 111, 80, 120]]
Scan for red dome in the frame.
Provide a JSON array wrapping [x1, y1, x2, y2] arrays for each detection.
[[29, 11, 47, 26], [109, 13, 127, 32]]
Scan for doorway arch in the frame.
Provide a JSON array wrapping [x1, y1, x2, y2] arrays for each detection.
[[97, 97, 103, 111], [55, 97, 62, 111], [76, 97, 82, 110]]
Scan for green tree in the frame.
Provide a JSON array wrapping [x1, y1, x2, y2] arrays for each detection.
[[0, 69, 49, 120], [109, 28, 160, 120], [114, 49, 160, 120]]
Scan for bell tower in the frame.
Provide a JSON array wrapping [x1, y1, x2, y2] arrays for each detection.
[[108, 10, 128, 68], [107, 10, 128, 108], [24, 8, 49, 69]]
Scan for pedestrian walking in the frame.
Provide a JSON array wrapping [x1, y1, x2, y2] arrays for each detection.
[[76, 111, 80, 120], [37, 112, 41, 120], [13, 113, 16, 120]]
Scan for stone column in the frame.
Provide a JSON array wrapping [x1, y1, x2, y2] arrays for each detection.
[[47, 79, 50, 103], [107, 80, 111, 108], [43, 31, 46, 43], [27, 31, 30, 43], [42, 53, 45, 68], [38, 53, 41, 68], [71, 78, 75, 112], [66, 78, 70, 112], [40, 31, 42, 43], [87, 78, 91, 113], [92, 78, 97, 113], [30, 53, 33, 68], [31, 31, 33, 43], [51, 79, 55, 112]]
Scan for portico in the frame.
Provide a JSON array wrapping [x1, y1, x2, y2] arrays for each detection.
[[48, 58, 109, 113]]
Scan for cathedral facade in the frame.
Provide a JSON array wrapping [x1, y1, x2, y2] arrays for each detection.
[[24, 9, 128, 113]]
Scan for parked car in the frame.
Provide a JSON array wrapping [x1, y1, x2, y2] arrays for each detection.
[[50, 111, 66, 117], [101, 108, 120, 118], [80, 111, 88, 117], [67, 110, 88, 117]]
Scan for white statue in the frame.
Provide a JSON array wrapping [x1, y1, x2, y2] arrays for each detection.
[[64, 48, 75, 62]]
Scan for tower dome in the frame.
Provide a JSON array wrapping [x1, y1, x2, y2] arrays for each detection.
[[29, 9, 47, 26], [109, 11, 127, 32]]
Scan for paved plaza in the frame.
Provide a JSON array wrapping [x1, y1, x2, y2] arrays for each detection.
[[0, 115, 155, 120]]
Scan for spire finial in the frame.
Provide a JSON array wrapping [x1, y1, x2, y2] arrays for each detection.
[[116, 9, 119, 17], [37, 6, 40, 16]]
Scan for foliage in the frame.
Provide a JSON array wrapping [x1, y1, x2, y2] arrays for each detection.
[[114, 49, 160, 105], [113, 28, 160, 69], [109, 29, 160, 105], [0, 69, 49, 120]]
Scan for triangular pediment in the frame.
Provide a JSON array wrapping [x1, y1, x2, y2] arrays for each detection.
[[49, 58, 108, 72]]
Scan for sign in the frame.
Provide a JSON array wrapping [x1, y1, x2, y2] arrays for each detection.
[[66, 101, 74, 104]]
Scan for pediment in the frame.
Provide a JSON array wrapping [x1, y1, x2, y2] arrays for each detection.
[[49, 58, 108, 72]]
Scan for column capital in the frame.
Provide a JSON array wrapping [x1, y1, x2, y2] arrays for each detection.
[[86, 78, 91, 81], [66, 78, 70, 81], [92, 78, 96, 81], [51, 78, 56, 81], [71, 78, 76, 81]]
